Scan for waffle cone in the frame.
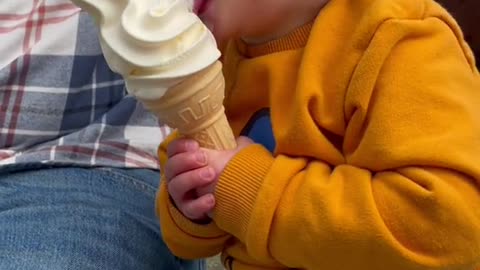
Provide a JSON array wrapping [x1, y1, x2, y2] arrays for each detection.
[[142, 61, 236, 150]]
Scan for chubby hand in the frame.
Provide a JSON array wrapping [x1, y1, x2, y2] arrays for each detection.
[[165, 136, 254, 221]]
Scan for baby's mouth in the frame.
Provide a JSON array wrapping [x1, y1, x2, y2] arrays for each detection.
[[193, 0, 211, 16]]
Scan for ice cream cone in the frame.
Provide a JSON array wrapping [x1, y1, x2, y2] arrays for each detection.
[[68, 0, 232, 149], [140, 61, 236, 150]]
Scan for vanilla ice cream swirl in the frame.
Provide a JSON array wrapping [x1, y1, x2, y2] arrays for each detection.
[[72, 0, 220, 99]]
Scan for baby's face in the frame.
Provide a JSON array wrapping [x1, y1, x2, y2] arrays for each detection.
[[193, 0, 326, 46]]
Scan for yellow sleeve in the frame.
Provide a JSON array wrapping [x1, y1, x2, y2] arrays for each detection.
[[211, 17, 480, 269], [155, 131, 231, 259]]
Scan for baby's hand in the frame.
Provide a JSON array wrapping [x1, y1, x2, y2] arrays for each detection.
[[165, 137, 253, 221]]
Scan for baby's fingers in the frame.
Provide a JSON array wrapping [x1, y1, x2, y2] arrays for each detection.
[[167, 167, 215, 203], [181, 194, 216, 220], [167, 138, 198, 157], [164, 150, 208, 181]]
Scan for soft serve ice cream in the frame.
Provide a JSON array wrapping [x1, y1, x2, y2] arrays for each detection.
[[72, 0, 237, 150], [72, 0, 220, 100]]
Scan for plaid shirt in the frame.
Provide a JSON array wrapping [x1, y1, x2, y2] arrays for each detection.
[[0, 0, 171, 170]]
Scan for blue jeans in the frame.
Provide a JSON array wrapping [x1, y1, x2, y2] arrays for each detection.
[[0, 167, 205, 270]]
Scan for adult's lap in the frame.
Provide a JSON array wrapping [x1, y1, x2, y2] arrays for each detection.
[[0, 167, 203, 270]]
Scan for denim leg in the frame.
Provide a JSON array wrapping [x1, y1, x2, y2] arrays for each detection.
[[0, 167, 205, 270]]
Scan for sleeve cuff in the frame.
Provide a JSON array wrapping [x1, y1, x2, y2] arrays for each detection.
[[213, 144, 275, 241], [157, 181, 229, 259]]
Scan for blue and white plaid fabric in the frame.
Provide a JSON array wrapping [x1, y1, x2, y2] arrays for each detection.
[[0, 0, 172, 170]]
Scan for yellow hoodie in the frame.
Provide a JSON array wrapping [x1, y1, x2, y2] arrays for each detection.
[[157, 0, 480, 269]]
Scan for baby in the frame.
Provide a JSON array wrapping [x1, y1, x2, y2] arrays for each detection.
[[158, 0, 480, 269]]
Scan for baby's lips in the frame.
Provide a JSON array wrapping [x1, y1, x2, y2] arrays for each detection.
[[192, 0, 201, 14], [192, 0, 207, 15]]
